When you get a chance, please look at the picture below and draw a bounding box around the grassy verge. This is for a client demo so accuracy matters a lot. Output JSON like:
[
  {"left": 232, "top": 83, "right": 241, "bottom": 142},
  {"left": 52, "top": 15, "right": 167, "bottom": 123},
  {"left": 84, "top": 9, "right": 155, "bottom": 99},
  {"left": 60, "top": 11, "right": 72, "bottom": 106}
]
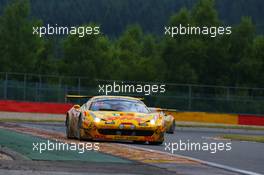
[
  {"left": 0, "top": 118, "right": 64, "bottom": 123},
  {"left": 1, "top": 118, "right": 264, "bottom": 131},
  {"left": 221, "top": 134, "right": 264, "bottom": 143},
  {"left": 177, "top": 123, "right": 264, "bottom": 131}
]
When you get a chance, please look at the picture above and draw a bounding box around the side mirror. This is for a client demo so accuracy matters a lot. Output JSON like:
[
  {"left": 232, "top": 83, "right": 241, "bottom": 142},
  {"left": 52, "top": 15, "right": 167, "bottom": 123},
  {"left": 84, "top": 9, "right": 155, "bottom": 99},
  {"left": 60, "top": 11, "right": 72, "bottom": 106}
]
[{"left": 73, "top": 104, "right": 80, "bottom": 109}]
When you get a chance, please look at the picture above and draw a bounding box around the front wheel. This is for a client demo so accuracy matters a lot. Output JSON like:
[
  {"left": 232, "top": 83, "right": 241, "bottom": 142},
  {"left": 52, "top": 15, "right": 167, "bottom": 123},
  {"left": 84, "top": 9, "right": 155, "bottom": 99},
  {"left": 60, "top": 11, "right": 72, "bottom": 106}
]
[
  {"left": 167, "top": 120, "right": 175, "bottom": 134},
  {"left": 133, "top": 141, "right": 146, "bottom": 144},
  {"left": 66, "top": 116, "right": 72, "bottom": 139},
  {"left": 149, "top": 141, "right": 163, "bottom": 145},
  {"left": 76, "top": 114, "right": 83, "bottom": 140}
]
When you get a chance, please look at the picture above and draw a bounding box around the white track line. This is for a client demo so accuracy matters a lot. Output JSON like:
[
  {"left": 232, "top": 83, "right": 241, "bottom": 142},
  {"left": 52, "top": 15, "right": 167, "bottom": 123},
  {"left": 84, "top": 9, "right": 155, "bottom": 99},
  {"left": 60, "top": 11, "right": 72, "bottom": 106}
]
[{"left": 119, "top": 144, "right": 262, "bottom": 175}]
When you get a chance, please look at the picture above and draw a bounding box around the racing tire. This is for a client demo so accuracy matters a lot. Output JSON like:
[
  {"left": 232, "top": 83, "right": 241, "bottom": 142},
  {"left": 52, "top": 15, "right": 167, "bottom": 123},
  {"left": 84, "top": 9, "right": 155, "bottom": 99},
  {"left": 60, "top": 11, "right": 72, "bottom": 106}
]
[
  {"left": 133, "top": 141, "right": 146, "bottom": 144},
  {"left": 149, "top": 141, "right": 163, "bottom": 145},
  {"left": 76, "top": 114, "right": 83, "bottom": 141},
  {"left": 66, "top": 115, "right": 73, "bottom": 139},
  {"left": 167, "top": 120, "right": 175, "bottom": 134}
]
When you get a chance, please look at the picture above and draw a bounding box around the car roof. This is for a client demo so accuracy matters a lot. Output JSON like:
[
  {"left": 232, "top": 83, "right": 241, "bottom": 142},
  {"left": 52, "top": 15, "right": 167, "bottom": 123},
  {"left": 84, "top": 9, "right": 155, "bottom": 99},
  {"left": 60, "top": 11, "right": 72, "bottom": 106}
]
[
  {"left": 149, "top": 107, "right": 162, "bottom": 111},
  {"left": 91, "top": 95, "right": 141, "bottom": 101}
]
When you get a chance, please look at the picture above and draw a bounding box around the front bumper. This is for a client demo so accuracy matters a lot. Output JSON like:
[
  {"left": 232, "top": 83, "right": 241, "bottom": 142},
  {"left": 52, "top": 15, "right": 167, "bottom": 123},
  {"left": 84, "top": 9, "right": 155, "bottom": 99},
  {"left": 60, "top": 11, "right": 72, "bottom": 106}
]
[{"left": 80, "top": 121, "right": 165, "bottom": 142}]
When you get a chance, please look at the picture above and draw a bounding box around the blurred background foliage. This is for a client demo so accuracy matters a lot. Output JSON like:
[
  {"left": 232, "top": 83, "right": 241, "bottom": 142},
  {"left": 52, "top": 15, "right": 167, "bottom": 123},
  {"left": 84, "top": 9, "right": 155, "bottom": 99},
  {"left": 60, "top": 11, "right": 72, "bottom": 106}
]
[{"left": 0, "top": 0, "right": 264, "bottom": 88}]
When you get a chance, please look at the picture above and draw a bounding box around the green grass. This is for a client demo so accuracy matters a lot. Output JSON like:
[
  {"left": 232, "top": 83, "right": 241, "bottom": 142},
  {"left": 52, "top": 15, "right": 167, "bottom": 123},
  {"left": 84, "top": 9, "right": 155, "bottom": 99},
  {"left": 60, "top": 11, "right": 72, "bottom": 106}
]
[
  {"left": 0, "top": 118, "right": 64, "bottom": 123},
  {"left": 0, "top": 128, "right": 131, "bottom": 163},
  {"left": 1, "top": 118, "right": 264, "bottom": 132},
  {"left": 177, "top": 123, "right": 264, "bottom": 131},
  {"left": 221, "top": 134, "right": 264, "bottom": 143}
]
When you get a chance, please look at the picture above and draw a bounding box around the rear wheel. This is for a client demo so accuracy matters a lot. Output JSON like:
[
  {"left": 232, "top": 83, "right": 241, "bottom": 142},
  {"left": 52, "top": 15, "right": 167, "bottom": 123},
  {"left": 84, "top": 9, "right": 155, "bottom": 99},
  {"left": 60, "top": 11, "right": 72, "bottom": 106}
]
[
  {"left": 65, "top": 115, "right": 72, "bottom": 139},
  {"left": 167, "top": 120, "right": 175, "bottom": 134},
  {"left": 76, "top": 114, "right": 83, "bottom": 140},
  {"left": 149, "top": 141, "right": 163, "bottom": 145}
]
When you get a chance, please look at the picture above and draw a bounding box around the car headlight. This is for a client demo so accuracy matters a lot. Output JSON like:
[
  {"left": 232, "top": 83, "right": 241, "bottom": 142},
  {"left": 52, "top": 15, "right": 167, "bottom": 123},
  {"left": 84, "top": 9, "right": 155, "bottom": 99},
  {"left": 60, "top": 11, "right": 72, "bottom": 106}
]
[
  {"left": 94, "top": 117, "right": 101, "bottom": 123},
  {"left": 150, "top": 119, "right": 156, "bottom": 125},
  {"left": 139, "top": 122, "right": 147, "bottom": 126}
]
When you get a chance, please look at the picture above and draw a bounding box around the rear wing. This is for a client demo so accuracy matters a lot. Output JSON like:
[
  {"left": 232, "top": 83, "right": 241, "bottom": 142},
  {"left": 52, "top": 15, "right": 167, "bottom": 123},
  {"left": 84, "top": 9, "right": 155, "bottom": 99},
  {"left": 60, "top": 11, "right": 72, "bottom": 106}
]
[
  {"left": 161, "top": 108, "right": 178, "bottom": 112},
  {"left": 149, "top": 107, "right": 178, "bottom": 114},
  {"left": 65, "top": 95, "right": 94, "bottom": 103},
  {"left": 65, "top": 94, "right": 144, "bottom": 103}
]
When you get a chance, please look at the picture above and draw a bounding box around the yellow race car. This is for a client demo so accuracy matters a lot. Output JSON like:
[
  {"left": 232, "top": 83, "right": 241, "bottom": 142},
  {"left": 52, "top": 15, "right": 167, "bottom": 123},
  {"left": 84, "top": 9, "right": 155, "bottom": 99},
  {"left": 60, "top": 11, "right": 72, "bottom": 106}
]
[
  {"left": 149, "top": 107, "right": 175, "bottom": 134},
  {"left": 65, "top": 95, "right": 166, "bottom": 145}
]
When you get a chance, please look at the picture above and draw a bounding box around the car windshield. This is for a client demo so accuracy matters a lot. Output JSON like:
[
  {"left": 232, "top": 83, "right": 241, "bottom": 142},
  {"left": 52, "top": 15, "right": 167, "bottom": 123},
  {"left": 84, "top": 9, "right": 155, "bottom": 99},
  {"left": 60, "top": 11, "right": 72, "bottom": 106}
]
[
  {"left": 149, "top": 108, "right": 157, "bottom": 113},
  {"left": 90, "top": 99, "right": 149, "bottom": 113}
]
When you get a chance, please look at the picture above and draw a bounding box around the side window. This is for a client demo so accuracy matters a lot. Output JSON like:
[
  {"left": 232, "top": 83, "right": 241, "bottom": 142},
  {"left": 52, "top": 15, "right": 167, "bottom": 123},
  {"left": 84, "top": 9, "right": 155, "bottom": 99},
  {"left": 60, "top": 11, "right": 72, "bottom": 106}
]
[
  {"left": 80, "top": 101, "right": 91, "bottom": 111},
  {"left": 80, "top": 104, "right": 85, "bottom": 111},
  {"left": 85, "top": 101, "right": 92, "bottom": 110}
]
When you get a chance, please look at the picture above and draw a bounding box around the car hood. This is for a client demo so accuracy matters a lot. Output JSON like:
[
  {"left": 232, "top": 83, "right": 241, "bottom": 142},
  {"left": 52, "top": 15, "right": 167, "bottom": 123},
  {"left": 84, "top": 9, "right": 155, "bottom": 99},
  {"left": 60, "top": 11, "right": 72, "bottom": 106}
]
[{"left": 90, "top": 111, "right": 157, "bottom": 123}]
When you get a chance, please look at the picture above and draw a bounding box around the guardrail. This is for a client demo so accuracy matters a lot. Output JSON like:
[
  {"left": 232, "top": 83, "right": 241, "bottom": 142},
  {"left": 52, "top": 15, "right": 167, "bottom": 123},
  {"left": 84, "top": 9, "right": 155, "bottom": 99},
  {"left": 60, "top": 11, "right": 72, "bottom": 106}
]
[
  {"left": 0, "top": 72, "right": 264, "bottom": 115},
  {"left": 166, "top": 111, "right": 264, "bottom": 126},
  {"left": 0, "top": 100, "right": 263, "bottom": 126}
]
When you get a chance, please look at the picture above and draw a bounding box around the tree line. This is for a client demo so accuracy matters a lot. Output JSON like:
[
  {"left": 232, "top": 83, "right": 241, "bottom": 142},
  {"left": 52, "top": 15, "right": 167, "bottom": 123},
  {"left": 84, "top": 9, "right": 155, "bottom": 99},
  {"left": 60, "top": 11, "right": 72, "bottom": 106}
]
[
  {"left": 0, "top": 0, "right": 264, "bottom": 88},
  {"left": 1, "top": 0, "right": 263, "bottom": 36}
]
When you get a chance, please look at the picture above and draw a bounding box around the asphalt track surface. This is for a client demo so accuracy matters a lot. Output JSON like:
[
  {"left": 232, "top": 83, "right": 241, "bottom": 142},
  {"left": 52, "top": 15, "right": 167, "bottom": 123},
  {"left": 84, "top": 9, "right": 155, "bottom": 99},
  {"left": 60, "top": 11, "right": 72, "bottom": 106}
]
[{"left": 18, "top": 122, "right": 264, "bottom": 175}]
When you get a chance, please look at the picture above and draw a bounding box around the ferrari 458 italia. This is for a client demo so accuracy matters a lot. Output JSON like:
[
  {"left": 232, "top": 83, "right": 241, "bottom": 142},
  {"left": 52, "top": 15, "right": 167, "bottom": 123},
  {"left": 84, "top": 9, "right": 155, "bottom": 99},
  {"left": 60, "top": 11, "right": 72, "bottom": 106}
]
[{"left": 65, "top": 95, "right": 166, "bottom": 144}]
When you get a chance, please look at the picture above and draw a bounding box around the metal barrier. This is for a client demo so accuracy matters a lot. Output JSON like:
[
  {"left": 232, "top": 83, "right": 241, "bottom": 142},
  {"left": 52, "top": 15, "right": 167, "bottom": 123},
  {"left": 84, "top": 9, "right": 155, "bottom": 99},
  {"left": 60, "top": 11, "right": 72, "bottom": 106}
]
[{"left": 0, "top": 72, "right": 264, "bottom": 115}]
